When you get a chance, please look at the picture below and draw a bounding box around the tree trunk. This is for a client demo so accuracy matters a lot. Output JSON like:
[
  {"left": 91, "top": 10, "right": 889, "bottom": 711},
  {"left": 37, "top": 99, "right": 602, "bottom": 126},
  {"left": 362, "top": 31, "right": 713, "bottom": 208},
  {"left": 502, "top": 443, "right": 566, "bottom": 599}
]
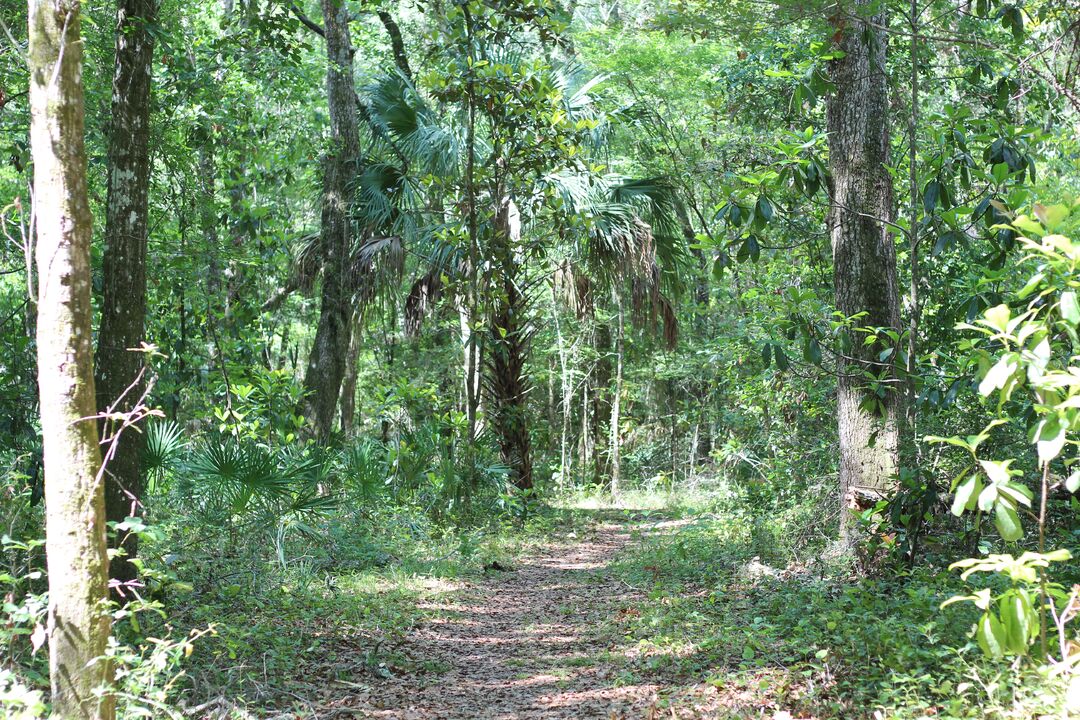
[
  {"left": 486, "top": 198, "right": 532, "bottom": 490},
  {"left": 459, "top": 297, "right": 482, "bottom": 438},
  {"left": 609, "top": 296, "right": 623, "bottom": 494},
  {"left": 29, "top": 0, "right": 115, "bottom": 716},
  {"left": 827, "top": 1, "right": 902, "bottom": 542},
  {"left": 339, "top": 311, "right": 361, "bottom": 436},
  {"left": 95, "top": 0, "right": 156, "bottom": 592},
  {"left": 551, "top": 284, "right": 572, "bottom": 488},
  {"left": 579, "top": 378, "right": 591, "bottom": 485},
  {"left": 591, "top": 312, "right": 612, "bottom": 486},
  {"left": 301, "top": 0, "right": 360, "bottom": 442}
]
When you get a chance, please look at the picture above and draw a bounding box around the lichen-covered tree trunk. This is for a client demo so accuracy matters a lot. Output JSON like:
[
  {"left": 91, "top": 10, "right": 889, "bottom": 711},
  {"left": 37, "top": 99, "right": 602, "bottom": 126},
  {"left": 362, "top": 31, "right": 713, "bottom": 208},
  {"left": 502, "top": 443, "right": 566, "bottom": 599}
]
[
  {"left": 301, "top": 0, "right": 360, "bottom": 441},
  {"left": 29, "top": 0, "right": 115, "bottom": 716},
  {"left": 827, "top": 1, "right": 902, "bottom": 541},
  {"left": 95, "top": 0, "right": 157, "bottom": 590}
]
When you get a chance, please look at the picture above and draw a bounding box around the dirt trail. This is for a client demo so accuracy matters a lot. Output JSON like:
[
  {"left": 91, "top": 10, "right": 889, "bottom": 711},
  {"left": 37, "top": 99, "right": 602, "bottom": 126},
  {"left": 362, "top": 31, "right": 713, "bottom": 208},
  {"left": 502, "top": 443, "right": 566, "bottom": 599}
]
[{"left": 342, "top": 521, "right": 664, "bottom": 719}]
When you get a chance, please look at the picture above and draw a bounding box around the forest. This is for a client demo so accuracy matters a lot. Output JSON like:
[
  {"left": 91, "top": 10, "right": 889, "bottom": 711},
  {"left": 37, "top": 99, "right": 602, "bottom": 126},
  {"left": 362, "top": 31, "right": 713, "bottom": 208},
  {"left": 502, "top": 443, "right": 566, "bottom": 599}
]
[{"left": 2, "top": 0, "right": 1080, "bottom": 717}]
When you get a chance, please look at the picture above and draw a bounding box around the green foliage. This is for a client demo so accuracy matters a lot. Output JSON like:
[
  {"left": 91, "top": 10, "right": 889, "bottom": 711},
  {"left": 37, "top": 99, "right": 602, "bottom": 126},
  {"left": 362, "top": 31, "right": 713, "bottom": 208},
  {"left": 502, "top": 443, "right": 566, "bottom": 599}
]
[
  {"left": 931, "top": 203, "right": 1080, "bottom": 663},
  {"left": 608, "top": 495, "right": 1071, "bottom": 718}
]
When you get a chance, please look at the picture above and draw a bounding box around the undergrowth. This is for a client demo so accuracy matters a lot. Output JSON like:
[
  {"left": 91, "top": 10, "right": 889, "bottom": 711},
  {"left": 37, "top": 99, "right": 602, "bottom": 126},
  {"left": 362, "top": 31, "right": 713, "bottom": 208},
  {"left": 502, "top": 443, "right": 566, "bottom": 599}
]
[{"left": 595, "top": 486, "right": 1078, "bottom": 719}]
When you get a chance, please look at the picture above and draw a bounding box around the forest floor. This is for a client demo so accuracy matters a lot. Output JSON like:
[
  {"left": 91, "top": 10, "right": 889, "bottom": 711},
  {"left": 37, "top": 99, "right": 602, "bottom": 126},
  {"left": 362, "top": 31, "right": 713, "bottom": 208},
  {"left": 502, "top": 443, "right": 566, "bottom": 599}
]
[
  {"left": 177, "top": 497, "right": 1069, "bottom": 720},
  {"left": 323, "top": 514, "right": 706, "bottom": 719}
]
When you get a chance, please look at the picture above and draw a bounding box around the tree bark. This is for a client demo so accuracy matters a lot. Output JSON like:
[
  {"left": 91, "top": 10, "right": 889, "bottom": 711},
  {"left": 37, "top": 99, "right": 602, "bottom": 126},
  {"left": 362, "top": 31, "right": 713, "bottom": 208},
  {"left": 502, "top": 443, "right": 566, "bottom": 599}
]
[
  {"left": 301, "top": 0, "right": 360, "bottom": 442},
  {"left": 827, "top": 1, "right": 903, "bottom": 542},
  {"left": 487, "top": 198, "right": 533, "bottom": 490},
  {"left": 377, "top": 10, "right": 411, "bottom": 81},
  {"left": 95, "top": 0, "right": 157, "bottom": 591},
  {"left": 29, "top": 0, "right": 115, "bottom": 716},
  {"left": 339, "top": 311, "right": 361, "bottom": 436}
]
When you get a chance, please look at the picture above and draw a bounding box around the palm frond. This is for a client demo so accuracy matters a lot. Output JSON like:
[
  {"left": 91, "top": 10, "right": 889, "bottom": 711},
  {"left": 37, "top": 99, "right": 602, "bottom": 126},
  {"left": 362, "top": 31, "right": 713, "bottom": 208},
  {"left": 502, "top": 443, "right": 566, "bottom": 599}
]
[
  {"left": 184, "top": 438, "right": 313, "bottom": 516},
  {"left": 144, "top": 420, "right": 187, "bottom": 489},
  {"left": 363, "top": 73, "right": 461, "bottom": 177}
]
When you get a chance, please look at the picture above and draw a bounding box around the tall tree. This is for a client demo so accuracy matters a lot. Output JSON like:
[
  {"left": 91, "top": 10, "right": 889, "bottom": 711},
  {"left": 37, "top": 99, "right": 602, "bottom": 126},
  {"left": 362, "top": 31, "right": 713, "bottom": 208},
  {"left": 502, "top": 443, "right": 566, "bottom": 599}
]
[
  {"left": 486, "top": 197, "right": 534, "bottom": 490},
  {"left": 826, "top": 0, "right": 903, "bottom": 540},
  {"left": 95, "top": 0, "right": 158, "bottom": 589},
  {"left": 29, "top": 0, "right": 115, "bottom": 716},
  {"left": 301, "top": 0, "right": 361, "bottom": 441}
]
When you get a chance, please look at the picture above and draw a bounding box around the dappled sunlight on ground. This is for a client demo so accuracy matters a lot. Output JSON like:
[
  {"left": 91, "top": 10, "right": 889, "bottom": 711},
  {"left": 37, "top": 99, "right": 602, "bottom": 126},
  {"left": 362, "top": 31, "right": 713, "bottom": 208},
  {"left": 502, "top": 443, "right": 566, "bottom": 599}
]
[{"left": 327, "top": 522, "right": 672, "bottom": 718}]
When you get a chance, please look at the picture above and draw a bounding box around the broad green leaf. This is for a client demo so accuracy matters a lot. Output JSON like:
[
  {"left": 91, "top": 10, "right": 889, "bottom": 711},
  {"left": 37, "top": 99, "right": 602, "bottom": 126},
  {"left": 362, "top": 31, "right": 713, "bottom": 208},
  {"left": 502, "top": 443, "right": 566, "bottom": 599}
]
[
  {"left": 1000, "top": 591, "right": 1032, "bottom": 655},
  {"left": 774, "top": 347, "right": 790, "bottom": 371},
  {"left": 1036, "top": 414, "right": 1067, "bottom": 464},
  {"left": 1012, "top": 215, "right": 1045, "bottom": 237},
  {"left": 951, "top": 474, "right": 979, "bottom": 516},
  {"left": 977, "top": 612, "right": 1007, "bottom": 658},
  {"left": 756, "top": 195, "right": 773, "bottom": 222},
  {"left": 982, "top": 304, "right": 1011, "bottom": 333},
  {"left": 993, "top": 502, "right": 1023, "bottom": 542},
  {"left": 1016, "top": 272, "right": 1045, "bottom": 299},
  {"left": 979, "top": 354, "right": 1017, "bottom": 396},
  {"left": 1066, "top": 471, "right": 1080, "bottom": 494},
  {"left": 924, "top": 180, "right": 941, "bottom": 213},
  {"left": 979, "top": 459, "right": 1015, "bottom": 485}
]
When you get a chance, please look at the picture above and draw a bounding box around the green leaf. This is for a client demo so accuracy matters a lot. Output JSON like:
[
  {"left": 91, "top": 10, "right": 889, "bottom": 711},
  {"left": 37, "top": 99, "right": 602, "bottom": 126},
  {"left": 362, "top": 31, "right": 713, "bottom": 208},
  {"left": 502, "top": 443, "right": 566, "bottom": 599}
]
[
  {"left": 774, "top": 347, "right": 790, "bottom": 371},
  {"left": 1061, "top": 291, "right": 1080, "bottom": 326},
  {"left": 1036, "top": 414, "right": 1067, "bottom": 464},
  {"left": 923, "top": 180, "right": 941, "bottom": 213},
  {"left": 1034, "top": 203, "right": 1070, "bottom": 232},
  {"left": 747, "top": 236, "right": 760, "bottom": 262},
  {"left": 756, "top": 195, "right": 773, "bottom": 222},
  {"left": 761, "top": 343, "right": 772, "bottom": 368},
  {"left": 952, "top": 474, "right": 979, "bottom": 516},
  {"left": 979, "top": 459, "right": 1016, "bottom": 485},
  {"left": 979, "top": 354, "right": 1017, "bottom": 396},
  {"left": 977, "top": 612, "right": 1007, "bottom": 658},
  {"left": 1016, "top": 272, "right": 1046, "bottom": 299},
  {"left": 1012, "top": 215, "right": 1045, "bottom": 237},
  {"left": 983, "top": 304, "right": 1011, "bottom": 333},
  {"left": 993, "top": 502, "right": 1023, "bottom": 542},
  {"left": 1000, "top": 592, "right": 1032, "bottom": 655},
  {"left": 933, "top": 231, "right": 961, "bottom": 257}
]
